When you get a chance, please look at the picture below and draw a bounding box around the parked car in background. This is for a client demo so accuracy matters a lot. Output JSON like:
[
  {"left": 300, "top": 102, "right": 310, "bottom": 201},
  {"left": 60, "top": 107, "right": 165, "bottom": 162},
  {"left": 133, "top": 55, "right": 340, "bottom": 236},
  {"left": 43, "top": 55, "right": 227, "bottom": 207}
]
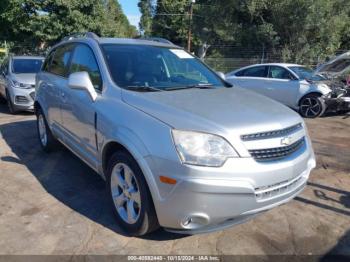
[
  {"left": 0, "top": 55, "right": 44, "bottom": 113},
  {"left": 35, "top": 33, "right": 316, "bottom": 236},
  {"left": 226, "top": 63, "right": 350, "bottom": 118}
]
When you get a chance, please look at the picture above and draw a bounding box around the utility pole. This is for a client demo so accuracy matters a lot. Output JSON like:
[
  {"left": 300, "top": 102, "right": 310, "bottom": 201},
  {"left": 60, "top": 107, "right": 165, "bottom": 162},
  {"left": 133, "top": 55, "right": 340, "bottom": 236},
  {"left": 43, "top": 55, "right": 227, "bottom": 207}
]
[{"left": 187, "top": 0, "right": 195, "bottom": 52}]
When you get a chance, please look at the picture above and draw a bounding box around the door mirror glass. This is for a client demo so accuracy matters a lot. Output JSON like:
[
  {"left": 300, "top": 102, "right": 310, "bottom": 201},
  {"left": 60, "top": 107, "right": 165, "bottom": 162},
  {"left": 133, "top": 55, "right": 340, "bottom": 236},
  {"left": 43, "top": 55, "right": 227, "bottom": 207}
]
[
  {"left": 216, "top": 71, "right": 226, "bottom": 80},
  {"left": 68, "top": 71, "right": 97, "bottom": 101}
]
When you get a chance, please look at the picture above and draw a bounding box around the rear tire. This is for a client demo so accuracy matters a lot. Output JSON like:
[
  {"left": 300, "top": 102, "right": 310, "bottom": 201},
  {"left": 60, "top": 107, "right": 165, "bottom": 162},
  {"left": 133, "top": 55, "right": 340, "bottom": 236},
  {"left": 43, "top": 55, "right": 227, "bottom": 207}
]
[
  {"left": 106, "top": 151, "right": 159, "bottom": 236},
  {"left": 36, "top": 108, "right": 58, "bottom": 152},
  {"left": 299, "top": 94, "right": 326, "bottom": 118}
]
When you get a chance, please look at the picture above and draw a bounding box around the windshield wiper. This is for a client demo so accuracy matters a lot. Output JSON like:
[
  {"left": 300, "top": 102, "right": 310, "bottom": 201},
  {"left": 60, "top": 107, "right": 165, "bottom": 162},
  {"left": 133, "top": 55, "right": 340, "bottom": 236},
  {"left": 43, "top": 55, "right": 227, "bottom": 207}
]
[
  {"left": 165, "top": 83, "right": 215, "bottom": 91},
  {"left": 125, "top": 85, "right": 163, "bottom": 92}
]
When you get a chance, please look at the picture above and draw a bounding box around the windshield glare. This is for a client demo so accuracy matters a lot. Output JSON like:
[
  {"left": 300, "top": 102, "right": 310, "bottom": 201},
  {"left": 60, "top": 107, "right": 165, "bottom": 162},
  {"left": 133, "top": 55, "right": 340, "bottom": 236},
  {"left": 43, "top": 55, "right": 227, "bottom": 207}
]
[
  {"left": 102, "top": 44, "right": 224, "bottom": 90},
  {"left": 288, "top": 66, "right": 326, "bottom": 81},
  {"left": 12, "top": 59, "right": 43, "bottom": 74}
]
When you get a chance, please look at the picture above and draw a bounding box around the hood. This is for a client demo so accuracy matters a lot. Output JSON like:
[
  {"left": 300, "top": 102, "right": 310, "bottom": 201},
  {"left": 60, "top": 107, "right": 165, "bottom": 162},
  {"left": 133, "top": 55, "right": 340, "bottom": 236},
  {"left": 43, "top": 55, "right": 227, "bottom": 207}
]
[
  {"left": 315, "top": 51, "right": 350, "bottom": 77},
  {"left": 12, "top": 73, "right": 36, "bottom": 86},
  {"left": 122, "top": 87, "right": 302, "bottom": 137}
]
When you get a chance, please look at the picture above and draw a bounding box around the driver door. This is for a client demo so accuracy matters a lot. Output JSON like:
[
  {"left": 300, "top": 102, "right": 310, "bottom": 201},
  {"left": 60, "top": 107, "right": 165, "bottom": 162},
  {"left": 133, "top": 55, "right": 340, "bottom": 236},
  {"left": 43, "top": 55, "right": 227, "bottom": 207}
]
[{"left": 60, "top": 44, "right": 102, "bottom": 168}]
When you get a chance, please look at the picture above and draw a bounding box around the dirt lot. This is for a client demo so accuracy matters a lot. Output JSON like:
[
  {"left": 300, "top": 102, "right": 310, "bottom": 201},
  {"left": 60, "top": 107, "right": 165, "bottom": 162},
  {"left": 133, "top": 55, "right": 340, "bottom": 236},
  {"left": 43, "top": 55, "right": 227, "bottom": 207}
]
[{"left": 0, "top": 103, "right": 349, "bottom": 257}]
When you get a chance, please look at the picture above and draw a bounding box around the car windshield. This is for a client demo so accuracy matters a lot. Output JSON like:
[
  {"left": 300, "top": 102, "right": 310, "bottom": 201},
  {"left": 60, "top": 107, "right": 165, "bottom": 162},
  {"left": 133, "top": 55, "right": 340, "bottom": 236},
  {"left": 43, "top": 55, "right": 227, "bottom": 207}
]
[
  {"left": 12, "top": 59, "right": 43, "bottom": 74},
  {"left": 288, "top": 66, "right": 326, "bottom": 81},
  {"left": 102, "top": 44, "right": 224, "bottom": 91}
]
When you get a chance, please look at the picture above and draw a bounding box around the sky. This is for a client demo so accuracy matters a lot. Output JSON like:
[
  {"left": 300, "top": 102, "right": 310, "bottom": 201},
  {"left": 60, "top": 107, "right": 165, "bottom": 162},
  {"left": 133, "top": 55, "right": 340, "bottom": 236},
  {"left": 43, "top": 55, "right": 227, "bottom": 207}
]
[{"left": 119, "top": 0, "right": 141, "bottom": 29}]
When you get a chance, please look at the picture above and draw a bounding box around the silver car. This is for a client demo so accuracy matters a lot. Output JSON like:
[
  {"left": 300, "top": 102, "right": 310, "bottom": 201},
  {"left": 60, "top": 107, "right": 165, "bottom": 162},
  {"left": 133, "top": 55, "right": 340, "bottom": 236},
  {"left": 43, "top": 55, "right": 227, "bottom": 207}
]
[
  {"left": 0, "top": 55, "right": 44, "bottom": 113},
  {"left": 35, "top": 33, "right": 316, "bottom": 236}
]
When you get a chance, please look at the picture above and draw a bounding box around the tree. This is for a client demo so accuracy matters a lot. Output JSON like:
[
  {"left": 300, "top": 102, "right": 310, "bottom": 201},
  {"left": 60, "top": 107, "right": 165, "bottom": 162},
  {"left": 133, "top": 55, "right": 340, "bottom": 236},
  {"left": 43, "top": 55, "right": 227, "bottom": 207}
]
[
  {"left": 138, "top": 0, "right": 153, "bottom": 36},
  {"left": 0, "top": 0, "right": 137, "bottom": 50}
]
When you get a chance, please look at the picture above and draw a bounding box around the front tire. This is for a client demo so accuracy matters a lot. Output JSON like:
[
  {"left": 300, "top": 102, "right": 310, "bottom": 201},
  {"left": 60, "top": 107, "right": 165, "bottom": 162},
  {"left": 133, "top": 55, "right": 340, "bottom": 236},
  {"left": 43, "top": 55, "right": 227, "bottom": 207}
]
[
  {"left": 299, "top": 94, "right": 326, "bottom": 118},
  {"left": 106, "top": 151, "right": 159, "bottom": 236},
  {"left": 36, "top": 108, "right": 58, "bottom": 152}
]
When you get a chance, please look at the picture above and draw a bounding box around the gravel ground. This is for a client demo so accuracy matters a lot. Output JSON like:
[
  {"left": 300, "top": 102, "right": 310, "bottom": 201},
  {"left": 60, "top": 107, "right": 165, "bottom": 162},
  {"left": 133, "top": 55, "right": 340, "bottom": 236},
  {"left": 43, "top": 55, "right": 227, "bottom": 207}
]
[{"left": 0, "top": 103, "right": 349, "bottom": 257}]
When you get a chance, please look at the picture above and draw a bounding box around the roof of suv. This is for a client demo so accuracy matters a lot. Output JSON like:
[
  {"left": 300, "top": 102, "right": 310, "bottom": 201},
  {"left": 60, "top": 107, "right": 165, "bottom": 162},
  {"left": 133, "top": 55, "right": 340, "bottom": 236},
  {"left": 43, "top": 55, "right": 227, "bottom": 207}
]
[{"left": 60, "top": 37, "right": 180, "bottom": 49}]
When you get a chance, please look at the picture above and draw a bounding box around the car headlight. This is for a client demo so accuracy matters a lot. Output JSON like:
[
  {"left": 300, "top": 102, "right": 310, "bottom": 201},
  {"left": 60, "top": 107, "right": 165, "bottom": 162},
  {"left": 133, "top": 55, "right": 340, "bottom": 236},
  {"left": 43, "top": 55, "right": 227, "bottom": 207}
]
[
  {"left": 172, "top": 130, "right": 239, "bottom": 167},
  {"left": 12, "top": 80, "right": 32, "bottom": 89}
]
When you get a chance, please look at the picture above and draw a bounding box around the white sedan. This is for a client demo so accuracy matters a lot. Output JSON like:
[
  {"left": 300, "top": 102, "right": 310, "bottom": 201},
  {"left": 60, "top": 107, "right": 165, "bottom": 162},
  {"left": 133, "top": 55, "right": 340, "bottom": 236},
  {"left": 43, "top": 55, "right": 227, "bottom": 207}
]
[{"left": 225, "top": 63, "right": 333, "bottom": 118}]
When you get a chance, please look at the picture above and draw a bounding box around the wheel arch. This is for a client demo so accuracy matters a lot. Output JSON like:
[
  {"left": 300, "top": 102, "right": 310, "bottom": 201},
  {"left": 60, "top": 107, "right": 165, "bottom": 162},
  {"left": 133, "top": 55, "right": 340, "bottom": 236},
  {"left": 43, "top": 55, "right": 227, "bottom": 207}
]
[
  {"left": 101, "top": 139, "right": 161, "bottom": 203},
  {"left": 298, "top": 92, "right": 323, "bottom": 106}
]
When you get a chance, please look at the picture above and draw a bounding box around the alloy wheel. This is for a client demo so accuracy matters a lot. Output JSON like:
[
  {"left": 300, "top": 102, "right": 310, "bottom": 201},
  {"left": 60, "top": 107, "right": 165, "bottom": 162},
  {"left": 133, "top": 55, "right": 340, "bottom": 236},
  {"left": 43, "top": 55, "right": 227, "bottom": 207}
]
[
  {"left": 300, "top": 97, "right": 322, "bottom": 117},
  {"left": 110, "top": 163, "right": 141, "bottom": 224}
]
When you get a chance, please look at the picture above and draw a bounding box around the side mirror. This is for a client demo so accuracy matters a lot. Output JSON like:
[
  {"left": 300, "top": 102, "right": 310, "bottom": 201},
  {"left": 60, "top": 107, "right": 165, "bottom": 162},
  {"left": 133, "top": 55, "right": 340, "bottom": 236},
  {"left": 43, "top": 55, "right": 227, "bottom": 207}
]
[
  {"left": 68, "top": 72, "right": 97, "bottom": 101},
  {"left": 216, "top": 71, "right": 226, "bottom": 80}
]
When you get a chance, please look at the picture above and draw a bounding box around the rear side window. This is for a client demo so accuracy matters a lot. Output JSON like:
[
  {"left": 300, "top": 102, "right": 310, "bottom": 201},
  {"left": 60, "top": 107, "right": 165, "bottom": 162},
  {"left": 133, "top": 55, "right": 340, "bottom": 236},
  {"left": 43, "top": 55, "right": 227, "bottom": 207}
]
[
  {"left": 69, "top": 44, "right": 102, "bottom": 91},
  {"left": 49, "top": 44, "right": 75, "bottom": 77},
  {"left": 240, "top": 66, "right": 267, "bottom": 77}
]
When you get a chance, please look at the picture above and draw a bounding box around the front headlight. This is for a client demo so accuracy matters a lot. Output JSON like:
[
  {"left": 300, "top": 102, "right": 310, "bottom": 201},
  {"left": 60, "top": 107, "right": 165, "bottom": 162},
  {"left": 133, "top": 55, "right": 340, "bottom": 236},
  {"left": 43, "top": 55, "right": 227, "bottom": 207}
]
[
  {"left": 172, "top": 130, "right": 239, "bottom": 167},
  {"left": 11, "top": 80, "right": 32, "bottom": 89}
]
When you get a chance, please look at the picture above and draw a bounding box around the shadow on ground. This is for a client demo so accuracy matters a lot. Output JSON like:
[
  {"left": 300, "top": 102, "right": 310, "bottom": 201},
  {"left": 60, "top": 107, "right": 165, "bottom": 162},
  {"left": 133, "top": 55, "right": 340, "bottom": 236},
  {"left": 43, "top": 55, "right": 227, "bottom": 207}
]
[
  {"left": 321, "top": 229, "right": 350, "bottom": 261},
  {"left": 0, "top": 113, "right": 186, "bottom": 241}
]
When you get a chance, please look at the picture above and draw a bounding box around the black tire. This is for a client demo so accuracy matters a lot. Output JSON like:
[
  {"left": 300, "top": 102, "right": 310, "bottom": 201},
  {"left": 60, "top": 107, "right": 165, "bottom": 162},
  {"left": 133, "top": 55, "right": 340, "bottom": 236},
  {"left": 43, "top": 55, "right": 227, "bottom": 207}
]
[
  {"left": 106, "top": 151, "right": 159, "bottom": 236},
  {"left": 6, "top": 91, "right": 17, "bottom": 114},
  {"left": 36, "top": 108, "right": 58, "bottom": 152},
  {"left": 299, "top": 93, "right": 326, "bottom": 118}
]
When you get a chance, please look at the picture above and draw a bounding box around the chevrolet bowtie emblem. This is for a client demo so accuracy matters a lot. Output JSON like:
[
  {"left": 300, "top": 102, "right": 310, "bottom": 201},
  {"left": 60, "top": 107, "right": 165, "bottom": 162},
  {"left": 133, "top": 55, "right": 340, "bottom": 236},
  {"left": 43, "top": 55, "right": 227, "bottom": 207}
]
[{"left": 281, "top": 136, "right": 292, "bottom": 146}]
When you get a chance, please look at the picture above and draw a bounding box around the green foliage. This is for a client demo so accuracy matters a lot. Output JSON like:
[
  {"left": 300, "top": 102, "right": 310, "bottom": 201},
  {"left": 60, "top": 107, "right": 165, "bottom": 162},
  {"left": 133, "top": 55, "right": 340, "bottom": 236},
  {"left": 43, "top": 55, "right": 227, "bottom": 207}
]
[
  {"left": 138, "top": 0, "right": 153, "bottom": 36},
  {"left": 0, "top": 0, "right": 137, "bottom": 49},
  {"left": 150, "top": 0, "right": 350, "bottom": 63}
]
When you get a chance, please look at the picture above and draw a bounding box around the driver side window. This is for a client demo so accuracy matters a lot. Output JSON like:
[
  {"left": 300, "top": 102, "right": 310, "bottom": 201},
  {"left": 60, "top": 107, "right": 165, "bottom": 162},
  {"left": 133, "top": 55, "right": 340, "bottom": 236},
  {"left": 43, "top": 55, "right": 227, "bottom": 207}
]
[{"left": 69, "top": 44, "right": 102, "bottom": 91}]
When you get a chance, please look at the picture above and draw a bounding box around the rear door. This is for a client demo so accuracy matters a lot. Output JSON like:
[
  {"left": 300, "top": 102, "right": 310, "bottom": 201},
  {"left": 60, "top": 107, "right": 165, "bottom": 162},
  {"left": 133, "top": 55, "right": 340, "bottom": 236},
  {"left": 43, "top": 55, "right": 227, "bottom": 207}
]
[
  {"left": 265, "top": 66, "right": 300, "bottom": 107},
  {"left": 38, "top": 44, "right": 75, "bottom": 135},
  {"left": 229, "top": 66, "right": 270, "bottom": 96}
]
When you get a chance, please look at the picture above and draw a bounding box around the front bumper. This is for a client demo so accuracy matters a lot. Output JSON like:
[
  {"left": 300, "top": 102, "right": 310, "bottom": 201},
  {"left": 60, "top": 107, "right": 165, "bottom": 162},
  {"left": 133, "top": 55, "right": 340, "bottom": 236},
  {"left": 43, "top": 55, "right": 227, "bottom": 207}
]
[
  {"left": 325, "top": 96, "right": 350, "bottom": 112},
  {"left": 8, "top": 87, "right": 35, "bottom": 111},
  {"left": 146, "top": 141, "right": 316, "bottom": 233}
]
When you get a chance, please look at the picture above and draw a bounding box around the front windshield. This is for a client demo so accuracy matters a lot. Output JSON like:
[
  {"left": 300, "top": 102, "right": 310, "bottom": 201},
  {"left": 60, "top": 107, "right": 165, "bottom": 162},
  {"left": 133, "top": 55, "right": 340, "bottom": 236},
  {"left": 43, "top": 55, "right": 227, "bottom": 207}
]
[
  {"left": 102, "top": 44, "right": 224, "bottom": 91},
  {"left": 12, "top": 59, "right": 43, "bottom": 74},
  {"left": 288, "top": 66, "right": 326, "bottom": 81}
]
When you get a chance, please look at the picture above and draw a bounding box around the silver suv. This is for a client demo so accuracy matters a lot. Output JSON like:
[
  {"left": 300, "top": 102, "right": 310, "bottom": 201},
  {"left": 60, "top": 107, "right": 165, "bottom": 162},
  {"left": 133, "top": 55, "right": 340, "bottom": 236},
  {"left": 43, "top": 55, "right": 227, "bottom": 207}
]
[
  {"left": 0, "top": 55, "right": 44, "bottom": 113},
  {"left": 35, "top": 33, "right": 316, "bottom": 236}
]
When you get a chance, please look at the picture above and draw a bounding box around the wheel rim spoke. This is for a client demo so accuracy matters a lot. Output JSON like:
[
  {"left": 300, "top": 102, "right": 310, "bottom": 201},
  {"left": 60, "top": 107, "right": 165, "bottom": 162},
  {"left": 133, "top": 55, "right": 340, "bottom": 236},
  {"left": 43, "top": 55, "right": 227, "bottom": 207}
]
[
  {"left": 126, "top": 199, "right": 137, "bottom": 223},
  {"left": 110, "top": 163, "right": 141, "bottom": 225}
]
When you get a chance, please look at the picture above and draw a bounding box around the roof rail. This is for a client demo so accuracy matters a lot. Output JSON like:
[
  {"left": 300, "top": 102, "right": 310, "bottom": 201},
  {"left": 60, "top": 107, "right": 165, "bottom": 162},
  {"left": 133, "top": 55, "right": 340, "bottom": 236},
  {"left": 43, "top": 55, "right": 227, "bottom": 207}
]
[
  {"left": 62, "top": 32, "right": 99, "bottom": 42},
  {"left": 136, "top": 37, "right": 174, "bottom": 45}
]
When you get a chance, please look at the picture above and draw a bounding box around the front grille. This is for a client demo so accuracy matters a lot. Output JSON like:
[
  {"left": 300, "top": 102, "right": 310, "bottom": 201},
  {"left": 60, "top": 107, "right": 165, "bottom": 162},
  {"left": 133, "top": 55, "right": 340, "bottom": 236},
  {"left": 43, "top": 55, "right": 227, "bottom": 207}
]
[
  {"left": 15, "top": 96, "right": 29, "bottom": 103},
  {"left": 29, "top": 92, "right": 35, "bottom": 100},
  {"left": 249, "top": 137, "right": 305, "bottom": 161},
  {"left": 241, "top": 123, "right": 303, "bottom": 141}
]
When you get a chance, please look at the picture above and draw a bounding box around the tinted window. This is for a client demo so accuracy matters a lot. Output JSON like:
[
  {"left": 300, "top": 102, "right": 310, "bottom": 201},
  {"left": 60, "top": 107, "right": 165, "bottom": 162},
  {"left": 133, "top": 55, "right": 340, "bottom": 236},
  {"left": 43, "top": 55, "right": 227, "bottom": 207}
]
[
  {"left": 11, "top": 59, "right": 43, "bottom": 74},
  {"left": 69, "top": 44, "right": 102, "bottom": 91},
  {"left": 101, "top": 44, "right": 223, "bottom": 90},
  {"left": 268, "top": 66, "right": 293, "bottom": 79},
  {"left": 240, "top": 66, "right": 267, "bottom": 77},
  {"left": 49, "top": 44, "right": 75, "bottom": 77}
]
